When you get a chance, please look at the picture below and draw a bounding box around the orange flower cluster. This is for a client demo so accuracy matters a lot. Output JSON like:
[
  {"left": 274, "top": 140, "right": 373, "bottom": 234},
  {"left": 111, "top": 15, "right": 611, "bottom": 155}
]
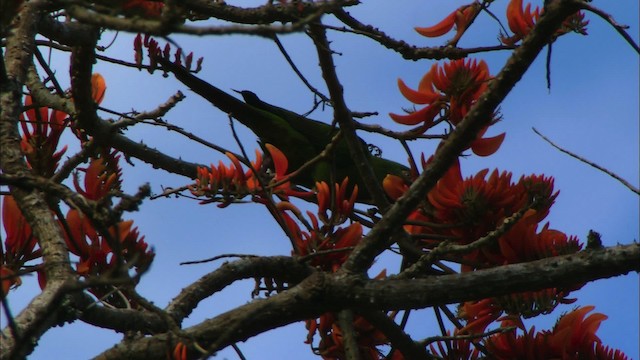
[
  {"left": 191, "top": 144, "right": 311, "bottom": 207},
  {"left": 1, "top": 196, "right": 40, "bottom": 294},
  {"left": 73, "top": 154, "right": 122, "bottom": 201},
  {"left": 388, "top": 159, "right": 567, "bottom": 267},
  {"left": 500, "top": 0, "right": 588, "bottom": 45},
  {"left": 275, "top": 180, "right": 395, "bottom": 358},
  {"left": 19, "top": 94, "right": 69, "bottom": 177},
  {"left": 384, "top": 158, "right": 586, "bottom": 333},
  {"left": 2, "top": 76, "right": 153, "bottom": 306},
  {"left": 65, "top": 210, "right": 151, "bottom": 275},
  {"left": 3, "top": 76, "right": 107, "bottom": 294},
  {"left": 391, "top": 59, "right": 505, "bottom": 156},
  {"left": 279, "top": 179, "right": 360, "bottom": 272},
  {"left": 485, "top": 306, "right": 628, "bottom": 360},
  {"left": 65, "top": 154, "right": 154, "bottom": 295},
  {"left": 460, "top": 286, "right": 578, "bottom": 335},
  {"left": 316, "top": 178, "right": 358, "bottom": 225},
  {"left": 430, "top": 307, "right": 628, "bottom": 360}
]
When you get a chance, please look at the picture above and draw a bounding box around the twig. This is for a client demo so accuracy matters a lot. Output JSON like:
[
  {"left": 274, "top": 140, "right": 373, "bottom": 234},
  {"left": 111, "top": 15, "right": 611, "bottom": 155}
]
[
  {"left": 580, "top": 3, "right": 640, "bottom": 54},
  {"left": 271, "top": 34, "right": 329, "bottom": 104},
  {"left": 420, "top": 325, "right": 515, "bottom": 346},
  {"left": 180, "top": 254, "right": 258, "bottom": 266},
  {"left": 150, "top": 185, "right": 191, "bottom": 200},
  {"left": 231, "top": 343, "right": 247, "bottom": 360},
  {"left": 297, "top": 246, "right": 356, "bottom": 263},
  {"left": 533, "top": 127, "right": 639, "bottom": 195}
]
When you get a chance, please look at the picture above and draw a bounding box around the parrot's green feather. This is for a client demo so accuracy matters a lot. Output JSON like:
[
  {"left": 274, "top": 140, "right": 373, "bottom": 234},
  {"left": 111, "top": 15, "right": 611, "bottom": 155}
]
[{"left": 161, "top": 61, "right": 409, "bottom": 203}]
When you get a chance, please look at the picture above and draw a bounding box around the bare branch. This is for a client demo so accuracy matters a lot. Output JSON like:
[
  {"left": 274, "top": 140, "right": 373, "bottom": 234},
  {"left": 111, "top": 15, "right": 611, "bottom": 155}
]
[
  {"left": 533, "top": 127, "right": 640, "bottom": 195},
  {"left": 580, "top": 3, "right": 640, "bottom": 54}
]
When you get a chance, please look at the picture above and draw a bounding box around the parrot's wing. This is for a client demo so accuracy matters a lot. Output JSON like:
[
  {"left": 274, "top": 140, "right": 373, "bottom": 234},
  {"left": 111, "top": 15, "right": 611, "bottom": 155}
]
[
  {"left": 159, "top": 60, "right": 319, "bottom": 177},
  {"left": 161, "top": 60, "right": 410, "bottom": 203}
]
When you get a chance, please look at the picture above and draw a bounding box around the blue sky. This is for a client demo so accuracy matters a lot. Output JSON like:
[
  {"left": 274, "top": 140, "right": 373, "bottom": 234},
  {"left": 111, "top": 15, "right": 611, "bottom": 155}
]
[{"left": 3, "top": 1, "right": 638, "bottom": 358}]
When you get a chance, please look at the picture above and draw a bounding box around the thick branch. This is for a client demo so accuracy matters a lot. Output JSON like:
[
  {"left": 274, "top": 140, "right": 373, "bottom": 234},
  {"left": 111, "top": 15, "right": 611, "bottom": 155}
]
[
  {"left": 95, "top": 245, "right": 638, "bottom": 359},
  {"left": 166, "top": 256, "right": 315, "bottom": 323},
  {"left": 99, "top": 121, "right": 202, "bottom": 178},
  {"left": 0, "top": 1, "right": 76, "bottom": 358},
  {"left": 38, "top": 15, "right": 97, "bottom": 47},
  {"left": 182, "top": 0, "right": 358, "bottom": 25}
]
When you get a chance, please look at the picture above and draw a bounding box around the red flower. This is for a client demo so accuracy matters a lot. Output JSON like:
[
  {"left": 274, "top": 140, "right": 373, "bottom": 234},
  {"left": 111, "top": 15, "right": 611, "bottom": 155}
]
[
  {"left": 171, "top": 342, "right": 187, "bottom": 360},
  {"left": 283, "top": 207, "right": 362, "bottom": 272},
  {"left": 20, "top": 95, "right": 68, "bottom": 177},
  {"left": 427, "top": 161, "right": 517, "bottom": 241},
  {"left": 19, "top": 73, "right": 107, "bottom": 176},
  {"left": 306, "top": 274, "right": 391, "bottom": 359},
  {"left": 415, "top": 2, "right": 481, "bottom": 46},
  {"left": 423, "top": 159, "right": 572, "bottom": 275},
  {"left": 486, "top": 323, "right": 550, "bottom": 359},
  {"left": 458, "top": 298, "right": 504, "bottom": 334},
  {"left": 73, "top": 151, "right": 123, "bottom": 201},
  {"left": 494, "top": 210, "right": 581, "bottom": 265},
  {"left": 486, "top": 306, "right": 628, "bottom": 359},
  {"left": 501, "top": 0, "right": 540, "bottom": 46},
  {"left": 1, "top": 195, "right": 42, "bottom": 293},
  {"left": 192, "top": 144, "right": 311, "bottom": 206},
  {"left": 429, "top": 328, "right": 481, "bottom": 360},
  {"left": 1, "top": 266, "right": 20, "bottom": 295},
  {"left": 317, "top": 178, "right": 358, "bottom": 225},
  {"left": 264, "top": 143, "right": 308, "bottom": 198},
  {"left": 91, "top": 73, "right": 106, "bottom": 105},
  {"left": 392, "top": 60, "right": 504, "bottom": 156},
  {"left": 64, "top": 209, "right": 154, "bottom": 303},
  {"left": 548, "top": 305, "right": 606, "bottom": 357},
  {"left": 382, "top": 174, "right": 409, "bottom": 201},
  {"left": 471, "top": 127, "right": 506, "bottom": 157},
  {"left": 501, "top": 0, "right": 588, "bottom": 45},
  {"left": 431, "top": 59, "right": 491, "bottom": 126},
  {"left": 2, "top": 196, "right": 38, "bottom": 264}
]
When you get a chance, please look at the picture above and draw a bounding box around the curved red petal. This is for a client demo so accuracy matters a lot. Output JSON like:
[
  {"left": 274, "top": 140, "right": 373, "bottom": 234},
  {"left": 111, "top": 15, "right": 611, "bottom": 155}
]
[
  {"left": 383, "top": 174, "right": 407, "bottom": 200},
  {"left": 265, "top": 144, "right": 288, "bottom": 177},
  {"left": 397, "top": 78, "right": 439, "bottom": 105},
  {"left": 91, "top": 73, "right": 107, "bottom": 105},
  {"left": 471, "top": 132, "right": 506, "bottom": 156},
  {"left": 389, "top": 104, "right": 440, "bottom": 126},
  {"left": 415, "top": 11, "right": 456, "bottom": 37}
]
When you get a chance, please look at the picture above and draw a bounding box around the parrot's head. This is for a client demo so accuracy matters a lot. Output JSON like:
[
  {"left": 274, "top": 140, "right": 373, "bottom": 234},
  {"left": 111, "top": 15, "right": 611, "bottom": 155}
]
[{"left": 236, "top": 90, "right": 261, "bottom": 105}]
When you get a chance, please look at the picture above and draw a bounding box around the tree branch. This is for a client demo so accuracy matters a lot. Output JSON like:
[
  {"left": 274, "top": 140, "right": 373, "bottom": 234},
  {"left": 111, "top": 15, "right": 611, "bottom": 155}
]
[
  {"left": 533, "top": 127, "right": 640, "bottom": 195},
  {"left": 95, "top": 244, "right": 638, "bottom": 359},
  {"left": 0, "top": 1, "right": 77, "bottom": 357},
  {"left": 166, "top": 256, "right": 315, "bottom": 323}
]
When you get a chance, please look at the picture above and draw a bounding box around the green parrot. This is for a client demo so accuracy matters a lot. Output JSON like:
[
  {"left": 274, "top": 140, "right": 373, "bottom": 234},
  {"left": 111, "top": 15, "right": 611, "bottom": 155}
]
[{"left": 160, "top": 60, "right": 409, "bottom": 203}]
